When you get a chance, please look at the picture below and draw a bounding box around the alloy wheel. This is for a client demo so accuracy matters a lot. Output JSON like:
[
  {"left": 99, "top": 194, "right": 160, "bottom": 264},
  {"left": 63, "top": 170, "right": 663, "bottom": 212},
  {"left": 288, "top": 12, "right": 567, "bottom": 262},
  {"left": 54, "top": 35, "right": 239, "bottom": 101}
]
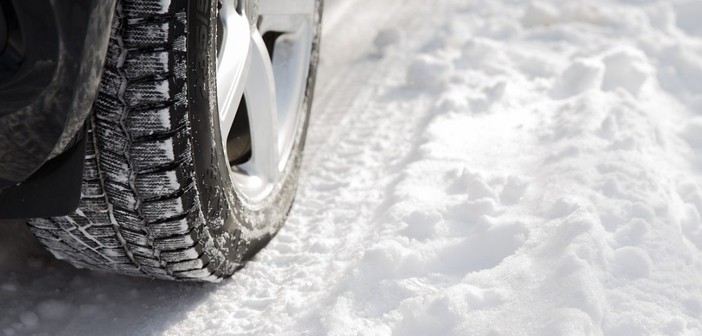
[{"left": 216, "top": 0, "right": 316, "bottom": 206}]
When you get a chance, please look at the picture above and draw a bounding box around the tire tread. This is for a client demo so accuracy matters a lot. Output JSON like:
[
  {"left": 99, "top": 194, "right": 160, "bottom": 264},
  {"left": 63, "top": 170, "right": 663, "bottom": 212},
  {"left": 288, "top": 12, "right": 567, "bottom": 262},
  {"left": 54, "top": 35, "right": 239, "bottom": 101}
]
[{"left": 27, "top": 0, "right": 232, "bottom": 281}]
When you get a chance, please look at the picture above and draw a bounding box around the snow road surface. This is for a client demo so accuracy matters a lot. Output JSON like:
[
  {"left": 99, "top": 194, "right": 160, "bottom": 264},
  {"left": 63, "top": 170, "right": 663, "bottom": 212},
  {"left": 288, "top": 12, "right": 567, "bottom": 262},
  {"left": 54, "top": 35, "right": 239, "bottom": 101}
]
[{"left": 3, "top": 0, "right": 702, "bottom": 335}]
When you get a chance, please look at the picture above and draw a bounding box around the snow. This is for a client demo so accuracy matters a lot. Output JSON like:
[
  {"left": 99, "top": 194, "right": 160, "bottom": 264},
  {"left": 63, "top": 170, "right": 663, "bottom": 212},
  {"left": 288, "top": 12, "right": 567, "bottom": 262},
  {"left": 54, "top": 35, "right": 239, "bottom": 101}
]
[{"left": 2, "top": 0, "right": 702, "bottom": 335}]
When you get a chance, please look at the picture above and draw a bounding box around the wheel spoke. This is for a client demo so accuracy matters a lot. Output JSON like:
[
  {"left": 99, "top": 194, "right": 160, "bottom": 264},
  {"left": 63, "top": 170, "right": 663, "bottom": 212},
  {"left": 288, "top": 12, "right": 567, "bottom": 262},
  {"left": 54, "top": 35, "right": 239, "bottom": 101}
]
[
  {"left": 258, "top": 0, "right": 315, "bottom": 16},
  {"left": 217, "top": 1, "right": 252, "bottom": 141},
  {"left": 257, "top": 0, "right": 316, "bottom": 34},
  {"left": 240, "top": 30, "right": 279, "bottom": 182},
  {"left": 271, "top": 23, "right": 313, "bottom": 170},
  {"left": 217, "top": 0, "right": 316, "bottom": 204}
]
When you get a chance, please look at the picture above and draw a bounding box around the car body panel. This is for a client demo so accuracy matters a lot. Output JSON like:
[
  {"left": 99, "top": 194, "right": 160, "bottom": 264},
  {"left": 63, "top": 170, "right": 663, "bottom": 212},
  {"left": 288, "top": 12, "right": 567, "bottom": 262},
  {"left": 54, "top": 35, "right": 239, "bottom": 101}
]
[
  {"left": 0, "top": 0, "right": 115, "bottom": 217},
  {"left": 0, "top": 0, "right": 115, "bottom": 187}
]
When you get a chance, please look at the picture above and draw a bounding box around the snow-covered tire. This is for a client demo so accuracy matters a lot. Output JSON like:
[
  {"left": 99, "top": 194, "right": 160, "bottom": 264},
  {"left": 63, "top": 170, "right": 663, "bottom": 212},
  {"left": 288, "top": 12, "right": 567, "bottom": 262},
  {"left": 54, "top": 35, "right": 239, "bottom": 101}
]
[{"left": 26, "top": 0, "right": 322, "bottom": 282}]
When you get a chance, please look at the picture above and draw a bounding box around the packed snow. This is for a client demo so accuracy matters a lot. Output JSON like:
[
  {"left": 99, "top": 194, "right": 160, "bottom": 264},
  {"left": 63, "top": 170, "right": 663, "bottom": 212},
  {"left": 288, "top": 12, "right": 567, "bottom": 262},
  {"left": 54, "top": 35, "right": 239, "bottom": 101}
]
[{"left": 2, "top": 0, "right": 702, "bottom": 334}]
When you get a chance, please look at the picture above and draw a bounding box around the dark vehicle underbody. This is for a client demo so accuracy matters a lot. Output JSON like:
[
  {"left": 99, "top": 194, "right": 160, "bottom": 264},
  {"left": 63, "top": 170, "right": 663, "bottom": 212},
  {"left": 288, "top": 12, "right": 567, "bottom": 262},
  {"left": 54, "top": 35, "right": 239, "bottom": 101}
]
[{"left": 0, "top": 0, "right": 116, "bottom": 218}]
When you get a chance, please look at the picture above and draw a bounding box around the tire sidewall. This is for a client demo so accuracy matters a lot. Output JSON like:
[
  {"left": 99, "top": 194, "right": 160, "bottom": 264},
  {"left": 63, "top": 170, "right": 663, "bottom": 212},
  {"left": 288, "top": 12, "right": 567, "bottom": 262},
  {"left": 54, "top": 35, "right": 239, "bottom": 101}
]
[{"left": 186, "top": 0, "right": 323, "bottom": 262}]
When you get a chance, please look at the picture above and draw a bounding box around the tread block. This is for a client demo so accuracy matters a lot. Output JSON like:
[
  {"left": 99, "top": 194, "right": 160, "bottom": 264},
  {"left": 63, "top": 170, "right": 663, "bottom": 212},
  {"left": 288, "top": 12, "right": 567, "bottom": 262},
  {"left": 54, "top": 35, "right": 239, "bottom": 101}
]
[
  {"left": 97, "top": 150, "right": 131, "bottom": 185},
  {"left": 95, "top": 119, "right": 129, "bottom": 153},
  {"left": 126, "top": 107, "right": 177, "bottom": 139},
  {"left": 83, "top": 157, "right": 100, "bottom": 181},
  {"left": 109, "top": 264, "right": 144, "bottom": 274},
  {"left": 29, "top": 227, "right": 62, "bottom": 241},
  {"left": 140, "top": 266, "right": 171, "bottom": 277},
  {"left": 75, "top": 210, "right": 112, "bottom": 226},
  {"left": 97, "top": 237, "right": 124, "bottom": 249},
  {"left": 78, "top": 197, "right": 112, "bottom": 212},
  {"left": 50, "top": 217, "right": 78, "bottom": 231},
  {"left": 125, "top": 79, "right": 170, "bottom": 107},
  {"left": 28, "top": 218, "right": 58, "bottom": 230},
  {"left": 120, "top": 229, "right": 150, "bottom": 246},
  {"left": 148, "top": 216, "right": 194, "bottom": 238},
  {"left": 104, "top": 43, "right": 124, "bottom": 68},
  {"left": 81, "top": 179, "right": 104, "bottom": 198},
  {"left": 127, "top": 243, "right": 157, "bottom": 258},
  {"left": 104, "top": 181, "right": 138, "bottom": 210},
  {"left": 160, "top": 244, "right": 203, "bottom": 262},
  {"left": 101, "top": 247, "right": 128, "bottom": 258},
  {"left": 97, "top": 69, "right": 127, "bottom": 98},
  {"left": 134, "top": 255, "right": 163, "bottom": 268},
  {"left": 135, "top": 169, "right": 188, "bottom": 200},
  {"left": 141, "top": 188, "right": 196, "bottom": 223},
  {"left": 167, "top": 257, "right": 207, "bottom": 273},
  {"left": 82, "top": 226, "right": 118, "bottom": 238},
  {"left": 131, "top": 138, "right": 177, "bottom": 171},
  {"left": 122, "top": 0, "right": 170, "bottom": 17},
  {"left": 94, "top": 93, "right": 124, "bottom": 123},
  {"left": 37, "top": 238, "right": 105, "bottom": 264},
  {"left": 174, "top": 268, "right": 216, "bottom": 280},
  {"left": 124, "top": 22, "right": 170, "bottom": 48},
  {"left": 113, "top": 208, "right": 145, "bottom": 232},
  {"left": 153, "top": 228, "right": 197, "bottom": 251}
]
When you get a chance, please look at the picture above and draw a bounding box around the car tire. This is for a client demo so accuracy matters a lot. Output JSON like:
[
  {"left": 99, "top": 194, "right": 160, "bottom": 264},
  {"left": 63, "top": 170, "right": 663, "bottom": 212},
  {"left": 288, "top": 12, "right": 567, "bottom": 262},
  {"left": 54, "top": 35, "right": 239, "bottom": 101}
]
[{"left": 26, "top": 0, "right": 322, "bottom": 282}]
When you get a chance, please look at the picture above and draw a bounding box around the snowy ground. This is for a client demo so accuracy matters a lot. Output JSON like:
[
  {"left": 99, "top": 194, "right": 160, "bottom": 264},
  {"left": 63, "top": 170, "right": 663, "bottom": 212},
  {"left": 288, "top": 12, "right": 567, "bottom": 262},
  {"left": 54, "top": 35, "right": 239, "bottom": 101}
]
[{"left": 3, "top": 0, "right": 702, "bottom": 335}]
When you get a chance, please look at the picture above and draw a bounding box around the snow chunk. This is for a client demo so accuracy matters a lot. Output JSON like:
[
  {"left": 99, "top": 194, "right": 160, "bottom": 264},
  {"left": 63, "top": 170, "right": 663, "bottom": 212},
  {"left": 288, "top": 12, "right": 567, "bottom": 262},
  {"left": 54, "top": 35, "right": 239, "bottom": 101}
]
[
  {"left": 447, "top": 169, "right": 499, "bottom": 200},
  {"left": 500, "top": 175, "right": 529, "bottom": 204},
  {"left": 552, "top": 59, "right": 605, "bottom": 99},
  {"left": 673, "top": 1, "right": 702, "bottom": 36},
  {"left": 469, "top": 81, "right": 508, "bottom": 113},
  {"left": 407, "top": 55, "right": 453, "bottom": 89},
  {"left": 446, "top": 198, "right": 498, "bottom": 224},
  {"left": 522, "top": 2, "right": 560, "bottom": 28},
  {"left": 438, "top": 220, "right": 529, "bottom": 273},
  {"left": 542, "top": 309, "right": 599, "bottom": 336},
  {"left": 682, "top": 117, "right": 702, "bottom": 150},
  {"left": 548, "top": 197, "right": 585, "bottom": 219},
  {"left": 610, "top": 247, "right": 652, "bottom": 279},
  {"left": 402, "top": 210, "right": 442, "bottom": 240},
  {"left": 458, "top": 38, "right": 508, "bottom": 71},
  {"left": 360, "top": 239, "right": 423, "bottom": 278},
  {"left": 613, "top": 219, "right": 650, "bottom": 247},
  {"left": 602, "top": 48, "right": 652, "bottom": 95},
  {"left": 374, "top": 28, "right": 402, "bottom": 51},
  {"left": 679, "top": 202, "right": 702, "bottom": 249},
  {"left": 159, "top": 0, "right": 171, "bottom": 13},
  {"left": 394, "top": 284, "right": 507, "bottom": 336}
]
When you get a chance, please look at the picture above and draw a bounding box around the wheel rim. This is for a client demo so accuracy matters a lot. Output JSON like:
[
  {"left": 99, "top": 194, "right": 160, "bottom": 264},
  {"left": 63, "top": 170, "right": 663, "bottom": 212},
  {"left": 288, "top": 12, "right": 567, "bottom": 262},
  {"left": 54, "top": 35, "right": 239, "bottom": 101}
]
[{"left": 216, "top": 0, "right": 315, "bottom": 205}]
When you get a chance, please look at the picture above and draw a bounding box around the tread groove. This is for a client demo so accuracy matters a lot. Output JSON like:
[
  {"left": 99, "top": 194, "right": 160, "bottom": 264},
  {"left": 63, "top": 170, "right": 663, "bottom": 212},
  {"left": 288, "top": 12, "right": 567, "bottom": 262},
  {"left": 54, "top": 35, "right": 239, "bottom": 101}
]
[{"left": 116, "top": 5, "right": 171, "bottom": 273}]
